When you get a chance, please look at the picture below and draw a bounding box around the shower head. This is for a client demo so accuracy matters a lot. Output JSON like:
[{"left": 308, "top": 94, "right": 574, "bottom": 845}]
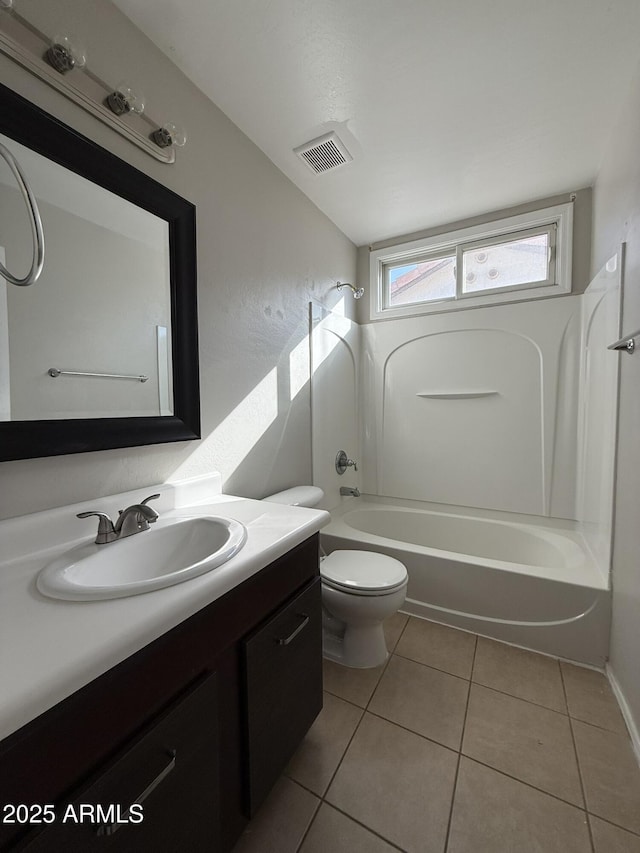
[{"left": 337, "top": 281, "right": 365, "bottom": 299}]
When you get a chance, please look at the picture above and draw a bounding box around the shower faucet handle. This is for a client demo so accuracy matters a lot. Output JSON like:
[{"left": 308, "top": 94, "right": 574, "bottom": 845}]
[{"left": 335, "top": 450, "right": 358, "bottom": 474}]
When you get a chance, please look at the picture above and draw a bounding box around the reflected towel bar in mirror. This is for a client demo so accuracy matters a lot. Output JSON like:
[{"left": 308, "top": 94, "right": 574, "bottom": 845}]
[{"left": 48, "top": 367, "right": 149, "bottom": 382}]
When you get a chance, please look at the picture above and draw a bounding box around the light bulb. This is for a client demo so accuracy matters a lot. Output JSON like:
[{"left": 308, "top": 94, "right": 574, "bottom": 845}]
[
  {"left": 46, "top": 34, "right": 87, "bottom": 73},
  {"left": 107, "top": 83, "right": 145, "bottom": 116},
  {"left": 151, "top": 121, "right": 187, "bottom": 149}
]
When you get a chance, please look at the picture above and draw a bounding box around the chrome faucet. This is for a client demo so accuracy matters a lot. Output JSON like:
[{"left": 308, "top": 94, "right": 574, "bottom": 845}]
[
  {"left": 340, "top": 486, "right": 360, "bottom": 498},
  {"left": 77, "top": 494, "right": 160, "bottom": 544}
]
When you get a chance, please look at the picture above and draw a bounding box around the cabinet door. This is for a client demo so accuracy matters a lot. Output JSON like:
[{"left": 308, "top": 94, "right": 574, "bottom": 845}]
[
  {"left": 17, "top": 674, "right": 219, "bottom": 853},
  {"left": 243, "top": 578, "right": 322, "bottom": 815}
]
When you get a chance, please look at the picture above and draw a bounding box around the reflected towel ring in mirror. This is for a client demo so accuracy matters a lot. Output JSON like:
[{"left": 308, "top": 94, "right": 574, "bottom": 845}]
[{"left": 0, "top": 141, "right": 45, "bottom": 286}]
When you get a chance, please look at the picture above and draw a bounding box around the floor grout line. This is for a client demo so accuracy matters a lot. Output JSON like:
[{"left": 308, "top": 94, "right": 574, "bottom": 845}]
[
  {"left": 469, "top": 678, "right": 569, "bottom": 716},
  {"left": 324, "top": 669, "right": 623, "bottom": 818},
  {"left": 460, "top": 755, "right": 590, "bottom": 813},
  {"left": 292, "top": 617, "right": 412, "bottom": 852},
  {"left": 242, "top": 615, "right": 640, "bottom": 852},
  {"left": 443, "top": 632, "right": 477, "bottom": 853},
  {"left": 314, "top": 802, "right": 408, "bottom": 852},
  {"left": 392, "top": 649, "right": 474, "bottom": 683},
  {"left": 323, "top": 628, "right": 621, "bottom": 818},
  {"left": 560, "top": 664, "right": 596, "bottom": 853},
  {"left": 585, "top": 812, "right": 640, "bottom": 840},
  {"left": 293, "top": 795, "right": 322, "bottom": 853}
]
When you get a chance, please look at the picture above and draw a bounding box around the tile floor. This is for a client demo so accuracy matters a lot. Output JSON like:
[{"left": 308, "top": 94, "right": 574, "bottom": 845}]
[{"left": 232, "top": 614, "right": 640, "bottom": 853}]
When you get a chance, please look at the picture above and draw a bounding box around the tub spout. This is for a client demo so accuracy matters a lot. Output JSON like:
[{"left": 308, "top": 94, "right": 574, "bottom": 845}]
[{"left": 340, "top": 486, "right": 360, "bottom": 497}]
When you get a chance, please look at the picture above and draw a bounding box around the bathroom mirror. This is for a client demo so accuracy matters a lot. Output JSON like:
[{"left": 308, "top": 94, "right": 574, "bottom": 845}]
[{"left": 0, "top": 83, "right": 199, "bottom": 461}]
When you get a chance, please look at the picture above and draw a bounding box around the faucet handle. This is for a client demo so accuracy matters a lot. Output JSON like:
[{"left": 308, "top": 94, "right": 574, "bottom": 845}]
[
  {"left": 140, "top": 493, "right": 160, "bottom": 523},
  {"left": 77, "top": 511, "right": 117, "bottom": 544},
  {"left": 335, "top": 450, "right": 358, "bottom": 474}
]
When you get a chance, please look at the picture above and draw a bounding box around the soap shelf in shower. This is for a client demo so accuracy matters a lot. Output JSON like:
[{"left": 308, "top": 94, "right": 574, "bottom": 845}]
[{"left": 416, "top": 391, "right": 499, "bottom": 400}]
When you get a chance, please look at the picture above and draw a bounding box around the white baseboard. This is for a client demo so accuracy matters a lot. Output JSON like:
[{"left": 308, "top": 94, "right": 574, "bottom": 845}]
[{"left": 606, "top": 664, "right": 640, "bottom": 767}]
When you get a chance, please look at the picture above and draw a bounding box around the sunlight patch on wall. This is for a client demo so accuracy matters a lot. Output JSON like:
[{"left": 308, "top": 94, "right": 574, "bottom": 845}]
[
  {"left": 332, "top": 295, "right": 347, "bottom": 317},
  {"left": 289, "top": 335, "right": 310, "bottom": 400},
  {"left": 311, "top": 309, "right": 355, "bottom": 375},
  {"left": 169, "top": 367, "right": 279, "bottom": 482}
]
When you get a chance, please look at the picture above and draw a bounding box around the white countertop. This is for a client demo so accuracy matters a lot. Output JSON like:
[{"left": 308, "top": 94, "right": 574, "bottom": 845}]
[{"left": 0, "top": 477, "right": 329, "bottom": 742}]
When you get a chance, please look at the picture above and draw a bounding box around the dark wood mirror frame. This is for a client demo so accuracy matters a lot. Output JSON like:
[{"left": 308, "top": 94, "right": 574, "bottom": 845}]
[{"left": 0, "top": 83, "right": 200, "bottom": 461}]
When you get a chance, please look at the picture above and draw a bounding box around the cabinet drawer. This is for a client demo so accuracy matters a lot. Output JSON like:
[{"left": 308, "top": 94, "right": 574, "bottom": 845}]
[
  {"left": 17, "top": 674, "right": 219, "bottom": 853},
  {"left": 243, "top": 578, "right": 322, "bottom": 815}
]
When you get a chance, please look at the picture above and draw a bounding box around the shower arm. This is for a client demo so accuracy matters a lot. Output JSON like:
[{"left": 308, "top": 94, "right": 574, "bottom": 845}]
[
  {"left": 336, "top": 281, "right": 365, "bottom": 299},
  {"left": 0, "top": 141, "right": 45, "bottom": 286}
]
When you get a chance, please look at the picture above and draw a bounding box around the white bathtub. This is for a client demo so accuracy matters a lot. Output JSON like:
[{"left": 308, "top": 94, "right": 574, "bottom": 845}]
[{"left": 321, "top": 498, "right": 610, "bottom": 666}]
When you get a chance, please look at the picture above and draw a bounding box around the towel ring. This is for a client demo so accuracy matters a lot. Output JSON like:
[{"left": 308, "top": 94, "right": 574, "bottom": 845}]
[{"left": 0, "top": 141, "right": 45, "bottom": 286}]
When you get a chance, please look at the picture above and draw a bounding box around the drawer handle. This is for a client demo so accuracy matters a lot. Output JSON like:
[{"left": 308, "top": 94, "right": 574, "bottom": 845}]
[
  {"left": 277, "top": 613, "right": 310, "bottom": 646},
  {"left": 96, "top": 749, "right": 176, "bottom": 836}
]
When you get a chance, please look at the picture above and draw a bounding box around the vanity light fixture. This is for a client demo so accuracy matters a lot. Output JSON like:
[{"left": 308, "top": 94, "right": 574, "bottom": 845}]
[
  {"left": 45, "top": 34, "right": 86, "bottom": 74},
  {"left": 336, "top": 281, "right": 365, "bottom": 299},
  {"left": 151, "top": 121, "right": 187, "bottom": 149},
  {"left": 0, "top": 8, "right": 184, "bottom": 163},
  {"left": 106, "top": 82, "right": 145, "bottom": 117}
]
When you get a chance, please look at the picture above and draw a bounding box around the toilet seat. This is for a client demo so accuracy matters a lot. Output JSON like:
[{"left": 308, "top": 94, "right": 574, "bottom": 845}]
[{"left": 321, "top": 550, "right": 407, "bottom": 596}]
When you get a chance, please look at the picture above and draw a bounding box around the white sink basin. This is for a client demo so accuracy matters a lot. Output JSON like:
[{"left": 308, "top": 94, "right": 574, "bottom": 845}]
[{"left": 36, "top": 515, "right": 248, "bottom": 601}]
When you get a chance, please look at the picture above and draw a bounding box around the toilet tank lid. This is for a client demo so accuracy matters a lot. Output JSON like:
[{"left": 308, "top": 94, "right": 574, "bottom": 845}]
[{"left": 262, "top": 486, "right": 324, "bottom": 507}]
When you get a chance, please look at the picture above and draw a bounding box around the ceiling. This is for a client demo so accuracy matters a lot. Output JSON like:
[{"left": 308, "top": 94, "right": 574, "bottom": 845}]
[{"left": 113, "top": 0, "right": 640, "bottom": 247}]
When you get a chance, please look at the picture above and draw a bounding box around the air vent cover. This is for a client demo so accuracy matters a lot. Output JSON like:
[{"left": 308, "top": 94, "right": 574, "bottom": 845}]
[{"left": 294, "top": 132, "right": 353, "bottom": 174}]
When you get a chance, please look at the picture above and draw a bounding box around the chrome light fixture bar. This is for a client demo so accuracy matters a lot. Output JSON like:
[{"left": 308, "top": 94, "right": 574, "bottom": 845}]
[{"left": 0, "top": 8, "right": 183, "bottom": 164}]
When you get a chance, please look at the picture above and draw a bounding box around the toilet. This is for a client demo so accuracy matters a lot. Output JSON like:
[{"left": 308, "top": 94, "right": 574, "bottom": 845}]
[{"left": 263, "top": 486, "right": 408, "bottom": 668}]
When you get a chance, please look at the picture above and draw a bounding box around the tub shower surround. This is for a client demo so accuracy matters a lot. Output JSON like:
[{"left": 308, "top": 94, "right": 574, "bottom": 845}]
[
  {"left": 314, "top": 254, "right": 622, "bottom": 665},
  {"left": 322, "top": 499, "right": 608, "bottom": 665}
]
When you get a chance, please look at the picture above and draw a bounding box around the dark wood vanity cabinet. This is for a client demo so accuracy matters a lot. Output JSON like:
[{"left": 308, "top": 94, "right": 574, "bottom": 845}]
[
  {"left": 244, "top": 578, "right": 322, "bottom": 815},
  {"left": 15, "top": 675, "right": 220, "bottom": 853},
  {"left": 0, "top": 534, "right": 321, "bottom": 853}
]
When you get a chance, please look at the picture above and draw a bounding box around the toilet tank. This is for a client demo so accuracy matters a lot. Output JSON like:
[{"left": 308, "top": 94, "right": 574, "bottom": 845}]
[{"left": 262, "top": 486, "right": 324, "bottom": 508}]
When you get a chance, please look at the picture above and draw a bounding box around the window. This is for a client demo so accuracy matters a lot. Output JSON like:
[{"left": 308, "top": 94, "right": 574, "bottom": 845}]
[{"left": 371, "top": 203, "right": 573, "bottom": 319}]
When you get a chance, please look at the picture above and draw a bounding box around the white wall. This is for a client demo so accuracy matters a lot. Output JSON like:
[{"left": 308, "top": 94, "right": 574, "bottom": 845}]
[
  {"left": 2, "top": 192, "right": 170, "bottom": 419},
  {"left": 0, "top": 0, "right": 356, "bottom": 518},
  {"left": 592, "top": 61, "right": 640, "bottom": 748},
  {"left": 310, "top": 301, "right": 361, "bottom": 509}
]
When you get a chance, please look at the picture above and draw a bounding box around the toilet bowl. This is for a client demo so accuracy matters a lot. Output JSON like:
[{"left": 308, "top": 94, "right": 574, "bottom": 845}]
[{"left": 263, "top": 487, "right": 408, "bottom": 668}]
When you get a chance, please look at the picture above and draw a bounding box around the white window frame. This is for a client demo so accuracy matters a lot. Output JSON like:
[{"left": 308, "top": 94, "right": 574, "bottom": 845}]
[{"left": 369, "top": 202, "right": 573, "bottom": 321}]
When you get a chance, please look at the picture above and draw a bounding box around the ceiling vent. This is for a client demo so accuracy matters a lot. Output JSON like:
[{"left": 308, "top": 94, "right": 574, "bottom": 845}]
[{"left": 294, "top": 132, "right": 353, "bottom": 174}]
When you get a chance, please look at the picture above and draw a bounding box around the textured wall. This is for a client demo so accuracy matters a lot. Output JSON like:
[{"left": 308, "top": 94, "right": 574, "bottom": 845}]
[
  {"left": 310, "top": 302, "right": 361, "bottom": 509},
  {"left": 0, "top": 0, "right": 356, "bottom": 518}
]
